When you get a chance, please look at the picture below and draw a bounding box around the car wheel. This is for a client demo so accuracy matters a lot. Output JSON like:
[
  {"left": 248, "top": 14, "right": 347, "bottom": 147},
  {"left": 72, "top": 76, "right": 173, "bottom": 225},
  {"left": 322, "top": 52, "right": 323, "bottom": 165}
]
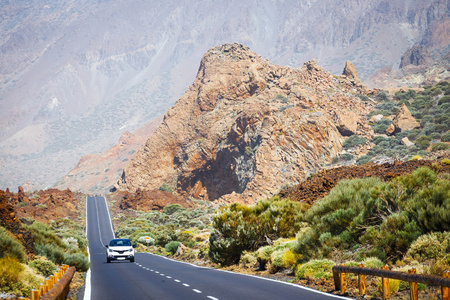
[
  {"left": 107, "top": 258, "right": 111, "bottom": 263},
  {"left": 130, "top": 258, "right": 135, "bottom": 263}
]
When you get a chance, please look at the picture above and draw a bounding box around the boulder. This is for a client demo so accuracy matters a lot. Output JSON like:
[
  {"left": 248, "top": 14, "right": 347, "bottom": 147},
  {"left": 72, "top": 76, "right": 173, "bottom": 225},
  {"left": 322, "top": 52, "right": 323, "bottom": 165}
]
[
  {"left": 369, "top": 114, "right": 384, "bottom": 123},
  {"left": 392, "top": 104, "right": 420, "bottom": 133},
  {"left": 401, "top": 137, "right": 414, "bottom": 147},
  {"left": 333, "top": 110, "right": 358, "bottom": 136},
  {"left": 386, "top": 124, "right": 395, "bottom": 136}
]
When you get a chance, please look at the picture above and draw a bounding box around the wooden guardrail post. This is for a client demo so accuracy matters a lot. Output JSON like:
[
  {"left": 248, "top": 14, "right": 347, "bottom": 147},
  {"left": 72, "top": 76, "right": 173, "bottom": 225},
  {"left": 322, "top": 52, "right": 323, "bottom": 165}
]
[
  {"left": 443, "top": 271, "right": 450, "bottom": 300},
  {"left": 358, "top": 263, "right": 366, "bottom": 296},
  {"left": 333, "top": 265, "right": 341, "bottom": 291},
  {"left": 409, "top": 268, "right": 418, "bottom": 300},
  {"left": 30, "top": 289, "right": 40, "bottom": 300},
  {"left": 382, "top": 265, "right": 390, "bottom": 299},
  {"left": 340, "top": 264, "right": 347, "bottom": 293}
]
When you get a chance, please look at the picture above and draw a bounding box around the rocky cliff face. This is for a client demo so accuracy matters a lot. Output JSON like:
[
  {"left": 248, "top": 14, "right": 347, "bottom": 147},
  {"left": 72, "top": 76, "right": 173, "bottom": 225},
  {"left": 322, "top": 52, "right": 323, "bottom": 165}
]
[{"left": 114, "top": 44, "right": 373, "bottom": 203}]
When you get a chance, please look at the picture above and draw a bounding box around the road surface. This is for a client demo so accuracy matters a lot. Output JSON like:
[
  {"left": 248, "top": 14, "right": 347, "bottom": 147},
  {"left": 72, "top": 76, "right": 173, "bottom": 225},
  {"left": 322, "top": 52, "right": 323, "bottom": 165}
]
[{"left": 83, "top": 196, "right": 350, "bottom": 300}]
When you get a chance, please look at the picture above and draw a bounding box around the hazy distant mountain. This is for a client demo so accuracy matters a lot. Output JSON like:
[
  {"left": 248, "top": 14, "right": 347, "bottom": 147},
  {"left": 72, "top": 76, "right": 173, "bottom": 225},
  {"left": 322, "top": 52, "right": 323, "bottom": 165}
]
[{"left": 0, "top": 0, "right": 448, "bottom": 191}]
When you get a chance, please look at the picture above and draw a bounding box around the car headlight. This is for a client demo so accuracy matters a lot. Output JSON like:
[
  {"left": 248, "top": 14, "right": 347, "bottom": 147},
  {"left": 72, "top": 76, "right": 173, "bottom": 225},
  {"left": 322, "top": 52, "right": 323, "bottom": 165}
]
[
  {"left": 108, "top": 249, "right": 114, "bottom": 252},
  {"left": 128, "top": 248, "right": 133, "bottom": 252}
]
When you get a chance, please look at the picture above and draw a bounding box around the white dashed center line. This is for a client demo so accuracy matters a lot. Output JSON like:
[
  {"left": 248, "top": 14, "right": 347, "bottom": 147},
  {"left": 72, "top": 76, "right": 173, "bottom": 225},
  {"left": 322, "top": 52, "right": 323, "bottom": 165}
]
[{"left": 136, "top": 263, "right": 220, "bottom": 299}]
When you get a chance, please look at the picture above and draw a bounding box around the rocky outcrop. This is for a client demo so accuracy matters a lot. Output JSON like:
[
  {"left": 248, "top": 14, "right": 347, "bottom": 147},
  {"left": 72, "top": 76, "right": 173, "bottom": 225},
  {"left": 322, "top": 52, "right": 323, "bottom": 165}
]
[
  {"left": 391, "top": 104, "right": 421, "bottom": 134},
  {"left": 342, "top": 61, "right": 361, "bottom": 83},
  {"left": 399, "top": 45, "right": 433, "bottom": 69},
  {"left": 114, "top": 43, "right": 373, "bottom": 203}
]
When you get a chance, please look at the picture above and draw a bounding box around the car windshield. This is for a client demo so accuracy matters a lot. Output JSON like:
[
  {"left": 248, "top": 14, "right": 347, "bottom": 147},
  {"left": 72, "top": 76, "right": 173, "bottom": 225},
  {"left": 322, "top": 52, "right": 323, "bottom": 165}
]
[{"left": 109, "top": 239, "right": 131, "bottom": 247}]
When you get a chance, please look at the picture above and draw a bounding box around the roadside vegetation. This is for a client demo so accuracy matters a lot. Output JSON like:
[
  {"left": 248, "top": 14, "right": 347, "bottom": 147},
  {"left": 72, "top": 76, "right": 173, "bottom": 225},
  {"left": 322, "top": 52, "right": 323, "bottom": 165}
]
[
  {"left": 0, "top": 215, "right": 89, "bottom": 297},
  {"left": 112, "top": 164, "right": 450, "bottom": 298}
]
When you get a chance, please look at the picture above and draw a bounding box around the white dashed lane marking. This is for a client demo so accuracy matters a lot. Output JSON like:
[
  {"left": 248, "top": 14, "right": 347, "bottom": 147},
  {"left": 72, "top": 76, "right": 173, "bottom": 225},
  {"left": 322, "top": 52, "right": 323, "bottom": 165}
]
[{"left": 136, "top": 263, "right": 219, "bottom": 299}]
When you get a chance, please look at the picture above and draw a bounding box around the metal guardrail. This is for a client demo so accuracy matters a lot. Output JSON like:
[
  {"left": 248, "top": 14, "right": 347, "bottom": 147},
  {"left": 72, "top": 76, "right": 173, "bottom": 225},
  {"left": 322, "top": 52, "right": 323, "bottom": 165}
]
[{"left": 332, "top": 264, "right": 450, "bottom": 300}]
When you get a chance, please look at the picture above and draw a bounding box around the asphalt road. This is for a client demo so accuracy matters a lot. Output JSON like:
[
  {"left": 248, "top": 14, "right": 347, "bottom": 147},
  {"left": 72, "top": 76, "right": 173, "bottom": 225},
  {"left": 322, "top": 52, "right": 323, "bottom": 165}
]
[{"left": 83, "top": 196, "right": 350, "bottom": 300}]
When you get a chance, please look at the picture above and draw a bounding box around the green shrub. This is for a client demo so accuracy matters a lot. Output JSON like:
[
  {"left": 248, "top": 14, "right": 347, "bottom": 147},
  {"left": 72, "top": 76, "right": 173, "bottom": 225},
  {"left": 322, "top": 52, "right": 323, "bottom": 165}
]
[
  {"left": 373, "top": 119, "right": 393, "bottom": 134},
  {"left": 356, "top": 155, "right": 372, "bottom": 166},
  {"left": 35, "top": 243, "right": 66, "bottom": 265},
  {"left": 163, "top": 204, "right": 184, "bottom": 215},
  {"left": 0, "top": 256, "right": 24, "bottom": 294},
  {"left": 432, "top": 143, "right": 449, "bottom": 152},
  {"left": 256, "top": 246, "right": 274, "bottom": 268},
  {"left": 362, "top": 257, "right": 384, "bottom": 269},
  {"left": 159, "top": 183, "right": 173, "bottom": 193},
  {"left": 64, "top": 253, "right": 90, "bottom": 272},
  {"left": 438, "top": 95, "right": 450, "bottom": 105},
  {"left": 239, "top": 252, "right": 257, "bottom": 269},
  {"left": 340, "top": 153, "right": 354, "bottom": 161},
  {"left": 165, "top": 241, "right": 181, "bottom": 255},
  {"left": 442, "top": 132, "right": 450, "bottom": 142},
  {"left": 376, "top": 91, "right": 389, "bottom": 102},
  {"left": 29, "top": 259, "right": 57, "bottom": 277},
  {"left": 209, "top": 198, "right": 302, "bottom": 265},
  {"left": 296, "top": 259, "right": 335, "bottom": 280},
  {"left": 0, "top": 227, "right": 26, "bottom": 263},
  {"left": 415, "top": 136, "right": 432, "bottom": 150},
  {"left": 343, "top": 135, "right": 366, "bottom": 149},
  {"left": 406, "top": 232, "right": 450, "bottom": 262}
]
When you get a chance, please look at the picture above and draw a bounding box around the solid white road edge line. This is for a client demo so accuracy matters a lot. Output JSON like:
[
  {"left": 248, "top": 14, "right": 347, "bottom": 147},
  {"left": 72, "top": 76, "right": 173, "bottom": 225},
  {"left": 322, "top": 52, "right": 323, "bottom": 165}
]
[
  {"left": 83, "top": 197, "right": 91, "bottom": 300},
  {"left": 103, "top": 196, "right": 115, "bottom": 238},
  {"left": 143, "top": 253, "right": 351, "bottom": 300}
]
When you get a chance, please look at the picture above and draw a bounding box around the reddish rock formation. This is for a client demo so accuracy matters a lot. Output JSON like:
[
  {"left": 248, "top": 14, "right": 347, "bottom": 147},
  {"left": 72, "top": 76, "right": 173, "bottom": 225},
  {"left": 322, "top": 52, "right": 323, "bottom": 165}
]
[
  {"left": 114, "top": 43, "right": 374, "bottom": 203},
  {"left": 0, "top": 190, "right": 35, "bottom": 255},
  {"left": 342, "top": 61, "right": 361, "bottom": 83},
  {"left": 278, "top": 159, "right": 450, "bottom": 205},
  {"left": 115, "top": 189, "right": 193, "bottom": 212},
  {"left": 7, "top": 188, "right": 85, "bottom": 225}
]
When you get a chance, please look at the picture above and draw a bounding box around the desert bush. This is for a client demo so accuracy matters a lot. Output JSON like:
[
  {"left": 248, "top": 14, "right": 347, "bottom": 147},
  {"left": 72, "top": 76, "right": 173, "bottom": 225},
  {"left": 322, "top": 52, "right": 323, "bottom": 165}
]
[
  {"left": 0, "top": 257, "right": 43, "bottom": 297},
  {"left": 0, "top": 227, "right": 26, "bottom": 263},
  {"left": 209, "top": 197, "right": 302, "bottom": 265},
  {"left": 362, "top": 257, "right": 384, "bottom": 269},
  {"left": 340, "top": 153, "right": 354, "bottom": 161},
  {"left": 163, "top": 204, "right": 184, "bottom": 215},
  {"left": 443, "top": 158, "right": 450, "bottom": 165},
  {"left": 432, "top": 142, "right": 449, "bottom": 152},
  {"left": 29, "top": 259, "right": 56, "bottom": 277},
  {"left": 255, "top": 246, "right": 274, "bottom": 269},
  {"left": 296, "top": 259, "right": 335, "bottom": 280},
  {"left": 159, "top": 183, "right": 173, "bottom": 193},
  {"left": 377, "top": 278, "right": 401, "bottom": 294},
  {"left": 442, "top": 132, "right": 450, "bottom": 142},
  {"left": 239, "top": 252, "right": 257, "bottom": 269},
  {"left": 343, "top": 135, "right": 366, "bottom": 149},
  {"left": 405, "top": 232, "right": 450, "bottom": 262},
  {"left": 376, "top": 91, "right": 389, "bottom": 102},
  {"left": 438, "top": 95, "right": 450, "bottom": 105},
  {"left": 35, "top": 243, "right": 66, "bottom": 265},
  {"left": 373, "top": 119, "right": 393, "bottom": 134},
  {"left": 26, "top": 221, "right": 66, "bottom": 249},
  {"left": 64, "top": 253, "right": 90, "bottom": 272},
  {"left": 0, "top": 256, "right": 24, "bottom": 294},
  {"left": 165, "top": 241, "right": 181, "bottom": 255},
  {"left": 415, "top": 136, "right": 432, "bottom": 150},
  {"left": 356, "top": 155, "right": 372, "bottom": 166}
]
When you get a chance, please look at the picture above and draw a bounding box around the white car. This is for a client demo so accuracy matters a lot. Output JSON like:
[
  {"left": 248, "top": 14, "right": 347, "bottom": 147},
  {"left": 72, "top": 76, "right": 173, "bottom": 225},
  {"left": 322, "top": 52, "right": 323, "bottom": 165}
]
[{"left": 105, "top": 238, "right": 136, "bottom": 263}]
